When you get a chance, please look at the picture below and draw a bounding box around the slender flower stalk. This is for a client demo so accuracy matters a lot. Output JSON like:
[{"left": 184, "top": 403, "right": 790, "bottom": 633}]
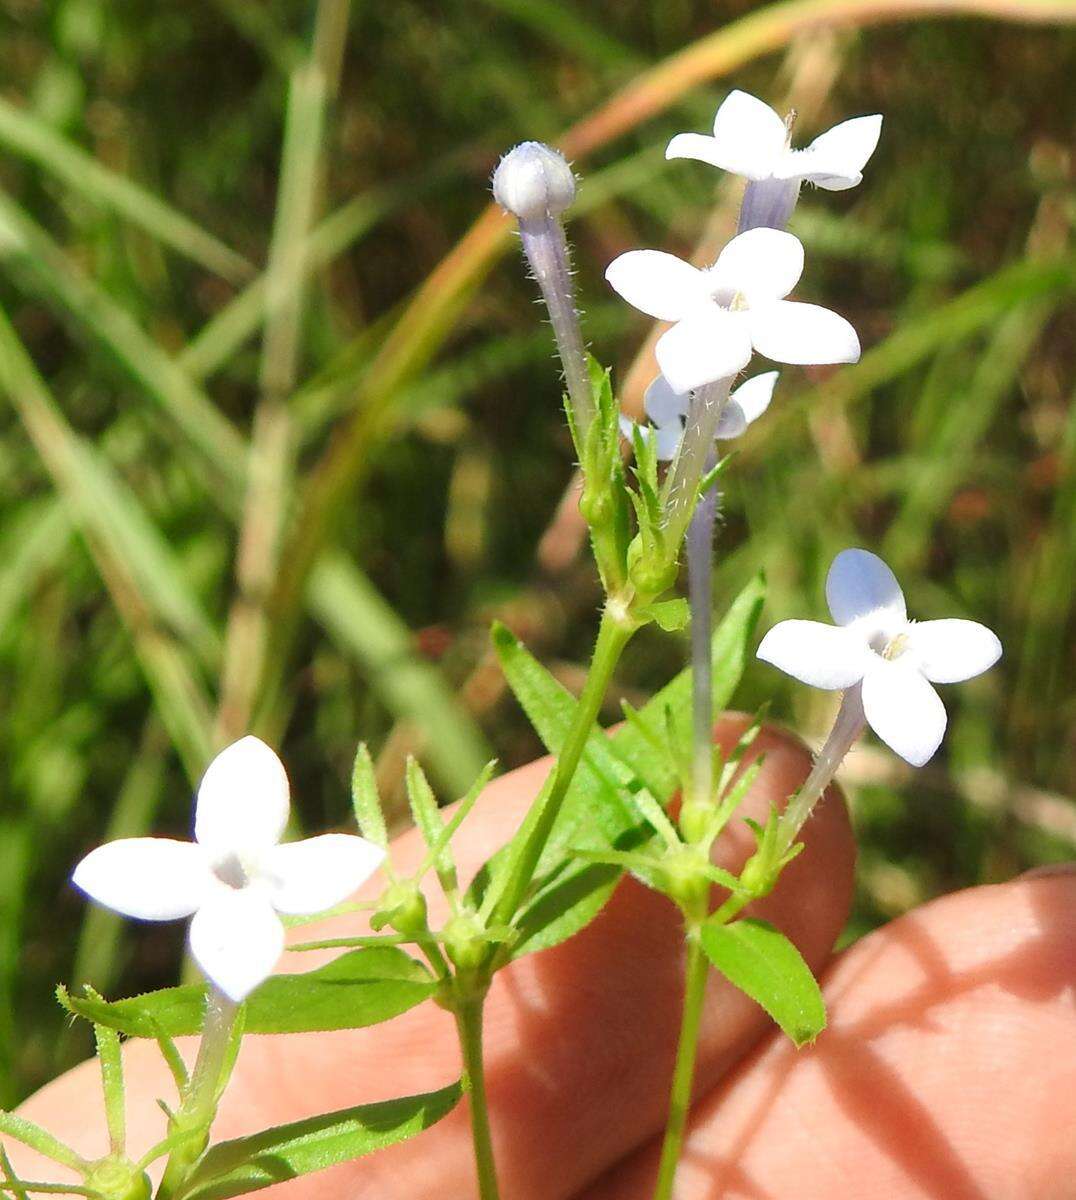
[
  {"left": 777, "top": 684, "right": 867, "bottom": 855},
  {"left": 492, "top": 142, "right": 594, "bottom": 439},
  {"left": 662, "top": 377, "right": 734, "bottom": 550},
  {"left": 686, "top": 448, "right": 719, "bottom": 806},
  {"left": 157, "top": 988, "right": 240, "bottom": 1198}
]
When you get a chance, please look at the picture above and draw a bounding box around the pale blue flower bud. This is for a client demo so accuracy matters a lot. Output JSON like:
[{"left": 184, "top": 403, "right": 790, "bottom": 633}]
[{"left": 492, "top": 141, "right": 576, "bottom": 222}]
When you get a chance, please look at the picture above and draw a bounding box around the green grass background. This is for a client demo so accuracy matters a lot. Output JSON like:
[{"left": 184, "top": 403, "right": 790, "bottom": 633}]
[{"left": 0, "top": 0, "right": 1074, "bottom": 1102}]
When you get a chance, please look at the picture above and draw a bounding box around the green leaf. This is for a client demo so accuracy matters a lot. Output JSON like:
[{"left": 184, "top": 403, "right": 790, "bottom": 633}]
[
  {"left": 59, "top": 947, "right": 434, "bottom": 1038},
  {"left": 405, "top": 758, "right": 453, "bottom": 889},
  {"left": 176, "top": 1083, "right": 462, "bottom": 1200},
  {"left": 485, "top": 573, "right": 765, "bottom": 957},
  {"left": 699, "top": 917, "right": 826, "bottom": 1047},
  {"left": 350, "top": 743, "right": 388, "bottom": 849}
]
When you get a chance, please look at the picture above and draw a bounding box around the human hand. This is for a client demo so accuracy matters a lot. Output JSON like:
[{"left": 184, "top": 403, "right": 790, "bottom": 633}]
[{"left": 14, "top": 716, "right": 1076, "bottom": 1198}]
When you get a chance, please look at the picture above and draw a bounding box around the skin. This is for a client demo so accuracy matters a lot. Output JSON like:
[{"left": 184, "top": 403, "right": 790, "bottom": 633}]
[{"left": 11, "top": 714, "right": 1076, "bottom": 1198}]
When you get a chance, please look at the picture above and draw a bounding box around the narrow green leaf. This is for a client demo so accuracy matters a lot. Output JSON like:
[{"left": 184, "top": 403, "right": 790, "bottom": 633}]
[
  {"left": 0, "top": 1114, "right": 85, "bottom": 1172},
  {"left": 0, "top": 97, "right": 253, "bottom": 282},
  {"left": 176, "top": 1083, "right": 462, "bottom": 1200},
  {"left": 0, "top": 1148, "right": 29, "bottom": 1200},
  {"left": 308, "top": 556, "right": 492, "bottom": 795},
  {"left": 58, "top": 947, "right": 434, "bottom": 1038},
  {"left": 404, "top": 759, "right": 448, "bottom": 869},
  {"left": 350, "top": 743, "right": 388, "bottom": 849},
  {"left": 700, "top": 917, "right": 826, "bottom": 1047},
  {"left": 92, "top": 1017, "right": 125, "bottom": 1155},
  {"left": 417, "top": 760, "right": 496, "bottom": 879},
  {"left": 0, "top": 306, "right": 215, "bottom": 781}
]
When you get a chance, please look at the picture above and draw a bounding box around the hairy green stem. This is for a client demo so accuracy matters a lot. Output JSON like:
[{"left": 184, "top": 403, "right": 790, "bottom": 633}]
[
  {"left": 653, "top": 924, "right": 709, "bottom": 1200},
  {"left": 492, "top": 605, "right": 634, "bottom": 928},
  {"left": 156, "top": 989, "right": 239, "bottom": 1198},
  {"left": 455, "top": 997, "right": 500, "bottom": 1200}
]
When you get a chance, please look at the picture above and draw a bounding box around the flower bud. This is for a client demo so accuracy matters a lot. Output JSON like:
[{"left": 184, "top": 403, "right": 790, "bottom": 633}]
[{"left": 492, "top": 141, "right": 576, "bottom": 222}]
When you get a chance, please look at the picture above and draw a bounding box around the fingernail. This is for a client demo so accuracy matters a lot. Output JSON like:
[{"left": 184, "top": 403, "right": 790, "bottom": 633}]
[{"left": 1018, "top": 862, "right": 1076, "bottom": 881}]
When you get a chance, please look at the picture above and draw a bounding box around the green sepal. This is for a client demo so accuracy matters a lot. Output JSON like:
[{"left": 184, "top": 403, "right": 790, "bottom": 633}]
[
  {"left": 405, "top": 757, "right": 457, "bottom": 896},
  {"left": 350, "top": 743, "right": 388, "bottom": 850},
  {"left": 58, "top": 947, "right": 435, "bottom": 1038},
  {"left": 174, "top": 1083, "right": 463, "bottom": 1200},
  {"left": 637, "top": 598, "right": 689, "bottom": 632},
  {"left": 700, "top": 916, "right": 826, "bottom": 1047}
]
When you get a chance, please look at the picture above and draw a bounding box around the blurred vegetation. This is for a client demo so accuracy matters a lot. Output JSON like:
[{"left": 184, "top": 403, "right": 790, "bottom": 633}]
[{"left": 0, "top": 0, "right": 1074, "bottom": 1103}]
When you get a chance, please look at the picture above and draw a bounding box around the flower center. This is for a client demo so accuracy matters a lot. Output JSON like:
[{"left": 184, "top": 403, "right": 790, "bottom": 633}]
[
  {"left": 212, "top": 852, "right": 251, "bottom": 890},
  {"left": 868, "top": 630, "right": 910, "bottom": 661}
]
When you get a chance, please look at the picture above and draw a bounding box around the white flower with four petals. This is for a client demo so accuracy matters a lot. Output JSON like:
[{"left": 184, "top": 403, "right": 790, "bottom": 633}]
[
  {"left": 667, "top": 89, "right": 883, "bottom": 192},
  {"left": 619, "top": 370, "right": 778, "bottom": 461},
  {"left": 72, "top": 736, "right": 387, "bottom": 1001},
  {"left": 757, "top": 549, "right": 1001, "bottom": 767},
  {"left": 605, "top": 227, "right": 859, "bottom": 394}
]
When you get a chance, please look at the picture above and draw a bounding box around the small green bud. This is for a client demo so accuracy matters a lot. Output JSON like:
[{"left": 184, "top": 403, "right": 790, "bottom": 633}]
[
  {"left": 739, "top": 851, "right": 778, "bottom": 898},
  {"left": 443, "top": 913, "right": 488, "bottom": 973},
  {"left": 678, "top": 799, "right": 712, "bottom": 846},
  {"left": 626, "top": 535, "right": 678, "bottom": 600},
  {"left": 659, "top": 847, "right": 710, "bottom": 914},
  {"left": 375, "top": 881, "right": 428, "bottom": 935},
  {"left": 85, "top": 1159, "right": 151, "bottom": 1200}
]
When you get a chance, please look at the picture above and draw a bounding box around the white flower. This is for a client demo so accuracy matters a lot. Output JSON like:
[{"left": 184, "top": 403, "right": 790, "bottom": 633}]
[
  {"left": 619, "top": 370, "right": 778, "bottom": 461},
  {"left": 72, "top": 736, "right": 386, "bottom": 1001},
  {"left": 667, "top": 90, "right": 882, "bottom": 191},
  {"left": 605, "top": 227, "right": 859, "bottom": 394},
  {"left": 757, "top": 549, "right": 1001, "bottom": 767}
]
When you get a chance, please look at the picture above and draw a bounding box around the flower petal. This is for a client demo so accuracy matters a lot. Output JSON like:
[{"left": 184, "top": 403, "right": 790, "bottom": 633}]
[
  {"left": 72, "top": 838, "right": 212, "bottom": 921},
  {"left": 709, "top": 228, "right": 804, "bottom": 305},
  {"left": 861, "top": 661, "right": 947, "bottom": 767},
  {"left": 729, "top": 370, "right": 778, "bottom": 425},
  {"left": 672, "top": 90, "right": 788, "bottom": 180},
  {"left": 643, "top": 374, "right": 688, "bottom": 428},
  {"left": 756, "top": 620, "right": 871, "bottom": 689},
  {"left": 188, "top": 887, "right": 285, "bottom": 1002},
  {"left": 653, "top": 422, "right": 683, "bottom": 461},
  {"left": 826, "top": 548, "right": 906, "bottom": 626},
  {"left": 194, "top": 736, "right": 290, "bottom": 859},
  {"left": 655, "top": 309, "right": 752, "bottom": 394},
  {"left": 714, "top": 400, "right": 748, "bottom": 440},
  {"left": 749, "top": 301, "right": 860, "bottom": 366},
  {"left": 605, "top": 250, "right": 708, "bottom": 321},
  {"left": 907, "top": 619, "right": 1002, "bottom": 684},
  {"left": 263, "top": 834, "right": 387, "bottom": 916},
  {"left": 778, "top": 115, "right": 883, "bottom": 190}
]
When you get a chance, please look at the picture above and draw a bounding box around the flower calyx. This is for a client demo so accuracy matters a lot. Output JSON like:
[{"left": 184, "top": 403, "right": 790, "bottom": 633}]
[{"left": 84, "top": 1157, "right": 151, "bottom": 1200}]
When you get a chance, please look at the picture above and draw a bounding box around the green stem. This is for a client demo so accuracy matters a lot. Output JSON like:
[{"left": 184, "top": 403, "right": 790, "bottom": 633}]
[
  {"left": 653, "top": 924, "right": 709, "bottom": 1200},
  {"left": 156, "top": 989, "right": 239, "bottom": 1199},
  {"left": 455, "top": 997, "right": 500, "bottom": 1200},
  {"left": 492, "top": 604, "right": 634, "bottom": 928}
]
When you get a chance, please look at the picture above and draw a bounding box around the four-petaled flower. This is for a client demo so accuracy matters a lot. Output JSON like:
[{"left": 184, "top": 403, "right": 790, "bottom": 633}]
[
  {"left": 620, "top": 370, "right": 778, "bottom": 461},
  {"left": 72, "top": 736, "right": 386, "bottom": 1001},
  {"left": 667, "top": 89, "right": 883, "bottom": 192},
  {"left": 605, "top": 227, "right": 859, "bottom": 394},
  {"left": 757, "top": 549, "right": 1001, "bottom": 767}
]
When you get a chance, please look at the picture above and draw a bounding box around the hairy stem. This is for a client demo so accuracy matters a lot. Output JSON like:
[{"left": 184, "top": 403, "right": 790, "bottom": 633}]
[
  {"left": 518, "top": 216, "right": 594, "bottom": 440},
  {"left": 778, "top": 684, "right": 866, "bottom": 854},
  {"left": 653, "top": 923, "right": 709, "bottom": 1200},
  {"left": 492, "top": 605, "right": 634, "bottom": 928},
  {"left": 686, "top": 453, "right": 718, "bottom": 807},
  {"left": 157, "top": 989, "right": 239, "bottom": 1198},
  {"left": 455, "top": 996, "right": 500, "bottom": 1200}
]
